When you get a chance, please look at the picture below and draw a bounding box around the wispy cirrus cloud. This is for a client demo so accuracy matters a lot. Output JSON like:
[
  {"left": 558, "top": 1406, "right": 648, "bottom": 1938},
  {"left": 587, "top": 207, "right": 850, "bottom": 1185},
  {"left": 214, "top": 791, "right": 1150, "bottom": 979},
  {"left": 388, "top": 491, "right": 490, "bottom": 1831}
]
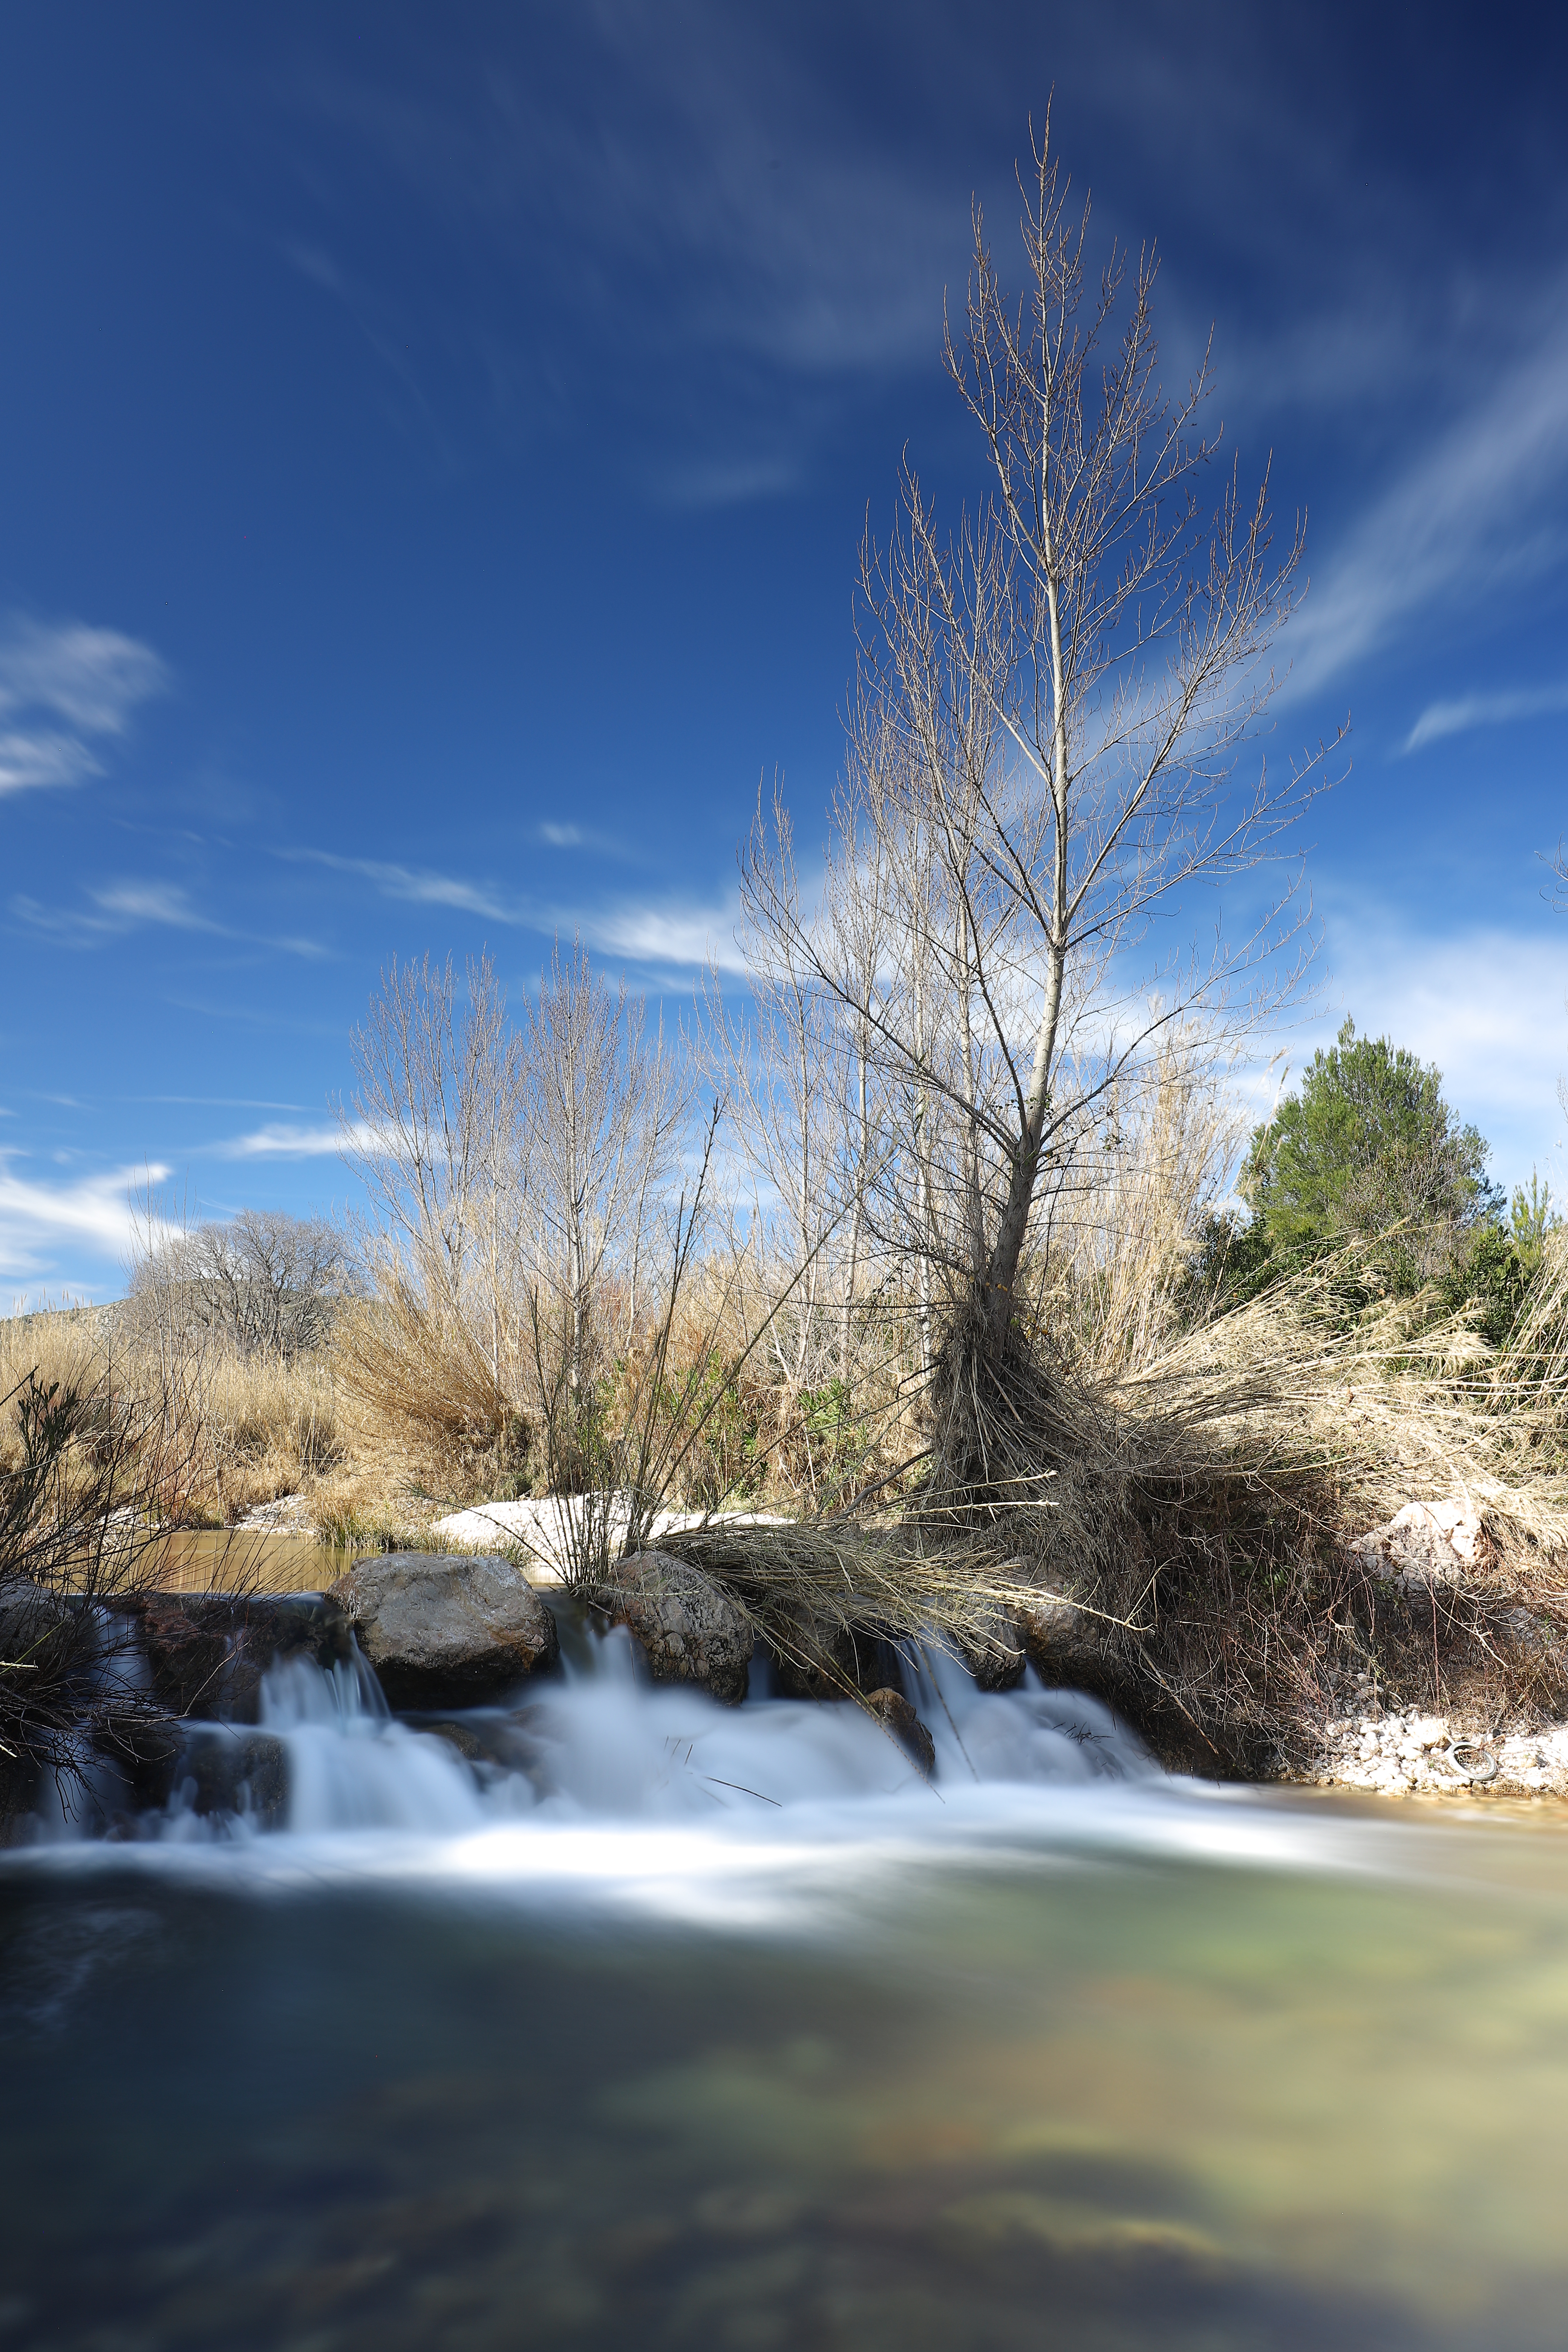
[
  {"left": 281, "top": 845, "right": 516, "bottom": 920},
  {"left": 0, "top": 1153, "right": 168, "bottom": 1280},
  {"left": 1279, "top": 305, "right": 1568, "bottom": 704},
  {"left": 283, "top": 841, "right": 746, "bottom": 973},
  {"left": 210, "top": 1120, "right": 380, "bottom": 1161},
  {"left": 535, "top": 821, "right": 629, "bottom": 858},
  {"left": 589, "top": 897, "right": 745, "bottom": 974},
  {"left": 0, "top": 615, "right": 167, "bottom": 797},
  {"left": 92, "top": 881, "right": 225, "bottom": 934},
  {"left": 9, "top": 878, "right": 329, "bottom": 959},
  {"left": 1401, "top": 682, "right": 1568, "bottom": 755}
]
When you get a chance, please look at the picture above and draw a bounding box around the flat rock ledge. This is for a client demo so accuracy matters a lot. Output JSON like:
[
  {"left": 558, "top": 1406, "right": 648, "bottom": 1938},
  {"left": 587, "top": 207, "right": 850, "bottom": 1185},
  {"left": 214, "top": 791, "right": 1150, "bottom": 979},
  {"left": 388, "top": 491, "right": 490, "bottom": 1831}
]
[
  {"left": 330, "top": 1552, "right": 559, "bottom": 1709},
  {"left": 120, "top": 1591, "right": 351, "bottom": 1723},
  {"left": 599, "top": 1551, "right": 753, "bottom": 1706}
]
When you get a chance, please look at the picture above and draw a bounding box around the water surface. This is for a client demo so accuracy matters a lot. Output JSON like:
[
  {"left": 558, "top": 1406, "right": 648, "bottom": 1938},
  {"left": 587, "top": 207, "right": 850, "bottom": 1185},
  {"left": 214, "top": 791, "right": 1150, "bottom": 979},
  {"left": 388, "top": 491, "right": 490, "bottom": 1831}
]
[{"left": 4, "top": 1634, "right": 1566, "bottom": 2349}]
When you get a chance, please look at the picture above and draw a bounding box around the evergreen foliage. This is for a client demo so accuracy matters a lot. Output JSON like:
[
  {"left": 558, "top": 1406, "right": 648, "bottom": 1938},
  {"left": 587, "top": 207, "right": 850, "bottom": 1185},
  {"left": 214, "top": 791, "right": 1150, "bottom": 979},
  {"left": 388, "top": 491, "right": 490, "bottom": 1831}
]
[
  {"left": 1187, "top": 1021, "right": 1532, "bottom": 1337},
  {"left": 1240, "top": 1019, "right": 1497, "bottom": 1269}
]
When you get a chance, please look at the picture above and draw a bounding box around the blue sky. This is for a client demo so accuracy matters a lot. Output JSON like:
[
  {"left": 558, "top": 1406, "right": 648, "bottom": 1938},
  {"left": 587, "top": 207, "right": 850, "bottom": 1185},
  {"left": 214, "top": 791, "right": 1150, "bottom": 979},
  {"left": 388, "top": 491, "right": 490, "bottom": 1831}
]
[{"left": 3, "top": 1, "right": 1567, "bottom": 1297}]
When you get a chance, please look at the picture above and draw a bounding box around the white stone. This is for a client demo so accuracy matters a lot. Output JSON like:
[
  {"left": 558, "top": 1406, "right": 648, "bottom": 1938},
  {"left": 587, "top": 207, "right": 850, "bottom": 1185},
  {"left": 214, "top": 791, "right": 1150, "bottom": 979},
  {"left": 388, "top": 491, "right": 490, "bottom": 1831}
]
[
  {"left": 428, "top": 1494, "right": 790, "bottom": 1582},
  {"left": 1349, "top": 1497, "right": 1482, "bottom": 1589}
]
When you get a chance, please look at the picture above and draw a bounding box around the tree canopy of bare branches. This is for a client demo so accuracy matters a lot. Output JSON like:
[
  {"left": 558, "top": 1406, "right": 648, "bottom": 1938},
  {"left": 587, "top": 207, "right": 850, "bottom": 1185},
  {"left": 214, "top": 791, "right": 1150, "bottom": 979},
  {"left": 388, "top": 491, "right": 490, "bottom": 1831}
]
[
  {"left": 523, "top": 934, "right": 689, "bottom": 1398},
  {"left": 128, "top": 1208, "right": 355, "bottom": 1361},
  {"left": 743, "top": 119, "right": 1335, "bottom": 1410}
]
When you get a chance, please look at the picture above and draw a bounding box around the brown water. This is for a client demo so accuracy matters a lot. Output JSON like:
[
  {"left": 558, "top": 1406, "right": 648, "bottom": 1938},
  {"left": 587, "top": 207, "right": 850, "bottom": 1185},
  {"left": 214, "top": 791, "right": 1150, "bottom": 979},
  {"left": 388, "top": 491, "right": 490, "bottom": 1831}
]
[{"left": 143, "top": 1527, "right": 352, "bottom": 1593}]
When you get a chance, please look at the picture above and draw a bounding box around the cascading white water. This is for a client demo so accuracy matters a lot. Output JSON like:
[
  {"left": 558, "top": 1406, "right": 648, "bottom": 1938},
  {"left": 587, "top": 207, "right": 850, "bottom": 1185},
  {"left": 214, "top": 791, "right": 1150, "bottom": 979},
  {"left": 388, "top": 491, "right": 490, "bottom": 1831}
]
[{"left": 124, "top": 1618, "right": 1153, "bottom": 1845}]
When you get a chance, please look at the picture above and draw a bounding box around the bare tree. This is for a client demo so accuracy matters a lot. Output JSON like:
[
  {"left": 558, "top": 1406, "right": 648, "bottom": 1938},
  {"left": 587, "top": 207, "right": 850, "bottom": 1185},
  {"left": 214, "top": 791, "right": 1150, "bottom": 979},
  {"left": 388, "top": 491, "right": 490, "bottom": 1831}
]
[
  {"left": 524, "top": 936, "right": 688, "bottom": 1406},
  {"left": 337, "top": 951, "right": 534, "bottom": 1456},
  {"left": 744, "top": 121, "right": 1333, "bottom": 1440},
  {"left": 340, "top": 951, "right": 520, "bottom": 1315},
  {"left": 702, "top": 812, "right": 856, "bottom": 1412},
  {"left": 128, "top": 1209, "right": 354, "bottom": 1361}
]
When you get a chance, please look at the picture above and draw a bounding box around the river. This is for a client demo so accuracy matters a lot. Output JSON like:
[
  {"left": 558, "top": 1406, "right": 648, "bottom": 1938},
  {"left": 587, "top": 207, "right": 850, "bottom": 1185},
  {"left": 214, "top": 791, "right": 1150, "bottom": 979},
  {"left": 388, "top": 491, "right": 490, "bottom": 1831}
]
[{"left": 2, "top": 1608, "right": 1566, "bottom": 2348}]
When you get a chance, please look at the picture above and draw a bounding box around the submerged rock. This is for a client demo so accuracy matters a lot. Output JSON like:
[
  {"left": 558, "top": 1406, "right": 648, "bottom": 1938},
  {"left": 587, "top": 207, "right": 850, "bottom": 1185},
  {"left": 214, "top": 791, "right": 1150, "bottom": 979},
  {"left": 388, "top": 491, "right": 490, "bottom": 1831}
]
[
  {"left": 90, "top": 1707, "right": 186, "bottom": 1807},
  {"left": 1015, "top": 1592, "right": 1096, "bottom": 1680},
  {"left": 601, "top": 1551, "right": 753, "bottom": 1705},
  {"left": 125, "top": 1591, "right": 352, "bottom": 1723},
  {"left": 863, "top": 1687, "right": 936, "bottom": 1775},
  {"left": 331, "top": 1552, "right": 559, "bottom": 1708},
  {"left": 174, "top": 1727, "right": 289, "bottom": 1826}
]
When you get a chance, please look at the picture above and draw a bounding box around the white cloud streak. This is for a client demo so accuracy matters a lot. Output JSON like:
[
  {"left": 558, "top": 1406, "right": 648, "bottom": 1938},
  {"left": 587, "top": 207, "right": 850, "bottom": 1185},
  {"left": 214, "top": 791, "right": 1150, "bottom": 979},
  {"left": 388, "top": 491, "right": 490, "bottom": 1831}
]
[
  {"left": 0, "top": 1155, "right": 169, "bottom": 1280},
  {"left": 10, "top": 879, "right": 330, "bottom": 959},
  {"left": 0, "top": 616, "right": 167, "bottom": 798},
  {"left": 212, "top": 1121, "right": 380, "bottom": 1161},
  {"left": 92, "top": 881, "right": 225, "bottom": 933},
  {"left": 1279, "top": 307, "right": 1568, "bottom": 704},
  {"left": 588, "top": 899, "right": 746, "bottom": 974},
  {"left": 1401, "top": 683, "right": 1568, "bottom": 754},
  {"left": 284, "top": 847, "right": 516, "bottom": 920},
  {"left": 283, "top": 842, "right": 746, "bottom": 974}
]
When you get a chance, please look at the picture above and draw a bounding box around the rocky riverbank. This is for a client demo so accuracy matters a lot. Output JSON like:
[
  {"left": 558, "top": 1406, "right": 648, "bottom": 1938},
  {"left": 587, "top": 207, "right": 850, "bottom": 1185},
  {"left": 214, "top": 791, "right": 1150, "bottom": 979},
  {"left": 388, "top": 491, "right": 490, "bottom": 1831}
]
[{"left": 9, "top": 1476, "right": 1568, "bottom": 1836}]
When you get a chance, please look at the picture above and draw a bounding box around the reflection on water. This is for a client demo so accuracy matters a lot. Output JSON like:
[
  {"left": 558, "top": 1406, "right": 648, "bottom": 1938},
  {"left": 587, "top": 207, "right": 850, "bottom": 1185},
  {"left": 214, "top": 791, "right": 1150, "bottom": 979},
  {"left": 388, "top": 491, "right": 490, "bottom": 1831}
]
[
  {"left": 143, "top": 1526, "right": 351, "bottom": 1592},
  {"left": 5, "top": 1785, "right": 1568, "bottom": 2348}
]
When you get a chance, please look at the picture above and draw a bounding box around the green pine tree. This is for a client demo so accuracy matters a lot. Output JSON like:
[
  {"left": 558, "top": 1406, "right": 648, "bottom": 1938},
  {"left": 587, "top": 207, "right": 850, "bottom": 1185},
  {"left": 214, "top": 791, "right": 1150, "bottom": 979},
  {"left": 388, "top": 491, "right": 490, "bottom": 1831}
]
[{"left": 1239, "top": 1018, "right": 1498, "bottom": 1289}]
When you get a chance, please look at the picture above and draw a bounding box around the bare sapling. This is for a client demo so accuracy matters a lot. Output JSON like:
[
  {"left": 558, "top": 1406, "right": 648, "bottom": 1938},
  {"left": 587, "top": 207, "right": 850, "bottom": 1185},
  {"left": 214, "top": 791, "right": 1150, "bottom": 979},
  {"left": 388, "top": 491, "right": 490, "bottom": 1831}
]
[
  {"left": 743, "top": 115, "right": 1337, "bottom": 1496},
  {"left": 522, "top": 935, "right": 689, "bottom": 1452}
]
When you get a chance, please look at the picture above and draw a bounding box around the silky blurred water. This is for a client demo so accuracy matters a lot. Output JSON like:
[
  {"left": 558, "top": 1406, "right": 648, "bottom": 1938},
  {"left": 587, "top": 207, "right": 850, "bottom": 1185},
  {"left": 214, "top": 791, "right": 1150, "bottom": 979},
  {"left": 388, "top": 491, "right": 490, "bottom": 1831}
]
[{"left": 4, "top": 1640, "right": 1568, "bottom": 2349}]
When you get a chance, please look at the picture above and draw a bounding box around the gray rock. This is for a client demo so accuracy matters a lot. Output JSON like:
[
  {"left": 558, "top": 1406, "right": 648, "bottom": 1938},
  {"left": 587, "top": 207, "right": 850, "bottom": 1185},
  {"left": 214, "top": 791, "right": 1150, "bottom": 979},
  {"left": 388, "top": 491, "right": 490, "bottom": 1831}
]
[
  {"left": 0, "top": 1577, "right": 68, "bottom": 1669},
  {"left": 1015, "top": 1592, "right": 1096, "bottom": 1680},
  {"left": 602, "top": 1551, "right": 752, "bottom": 1705},
  {"left": 956, "top": 1603, "right": 1027, "bottom": 1692},
  {"left": 864, "top": 1687, "right": 936, "bottom": 1774},
  {"left": 126, "top": 1591, "right": 352, "bottom": 1723},
  {"left": 331, "top": 1553, "right": 559, "bottom": 1709}
]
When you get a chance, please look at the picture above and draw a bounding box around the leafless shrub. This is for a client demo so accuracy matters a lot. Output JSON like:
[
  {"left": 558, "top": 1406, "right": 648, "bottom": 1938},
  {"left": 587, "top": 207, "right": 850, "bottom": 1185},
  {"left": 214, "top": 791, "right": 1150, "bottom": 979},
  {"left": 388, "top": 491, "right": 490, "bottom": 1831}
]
[
  {"left": 0, "top": 1368, "right": 211, "bottom": 1812},
  {"left": 126, "top": 1208, "right": 355, "bottom": 1362}
]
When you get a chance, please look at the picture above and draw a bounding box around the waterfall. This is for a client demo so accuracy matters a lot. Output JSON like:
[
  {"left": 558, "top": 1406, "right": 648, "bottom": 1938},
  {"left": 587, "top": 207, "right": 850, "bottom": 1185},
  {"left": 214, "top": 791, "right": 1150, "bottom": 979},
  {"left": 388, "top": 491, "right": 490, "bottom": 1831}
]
[{"left": 20, "top": 1603, "right": 1156, "bottom": 1847}]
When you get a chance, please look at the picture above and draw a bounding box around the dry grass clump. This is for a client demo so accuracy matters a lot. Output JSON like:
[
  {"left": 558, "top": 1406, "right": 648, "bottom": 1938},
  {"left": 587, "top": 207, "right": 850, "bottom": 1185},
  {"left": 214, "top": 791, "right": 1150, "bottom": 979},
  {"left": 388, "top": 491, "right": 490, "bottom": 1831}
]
[
  {"left": 0, "top": 1309, "right": 350, "bottom": 1531},
  {"left": 0, "top": 1308, "right": 107, "bottom": 1435},
  {"left": 1060, "top": 1244, "right": 1568, "bottom": 1764},
  {"left": 196, "top": 1346, "right": 345, "bottom": 1522},
  {"left": 653, "top": 1514, "right": 1053, "bottom": 1696},
  {"left": 326, "top": 1280, "right": 533, "bottom": 1510},
  {"left": 652, "top": 1240, "right": 1568, "bottom": 1773}
]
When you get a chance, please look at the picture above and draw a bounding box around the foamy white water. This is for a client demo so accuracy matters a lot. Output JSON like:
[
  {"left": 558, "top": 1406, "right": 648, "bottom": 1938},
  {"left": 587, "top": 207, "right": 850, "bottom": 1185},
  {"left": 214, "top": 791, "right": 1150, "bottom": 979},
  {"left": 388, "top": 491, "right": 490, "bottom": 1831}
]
[{"left": 3, "top": 1616, "right": 1492, "bottom": 1920}]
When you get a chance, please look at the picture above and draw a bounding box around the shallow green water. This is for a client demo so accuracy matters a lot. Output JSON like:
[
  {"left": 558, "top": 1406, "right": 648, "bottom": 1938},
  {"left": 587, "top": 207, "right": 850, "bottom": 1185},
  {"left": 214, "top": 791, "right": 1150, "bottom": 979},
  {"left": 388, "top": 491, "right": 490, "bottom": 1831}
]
[{"left": 5, "top": 1794, "right": 1568, "bottom": 2349}]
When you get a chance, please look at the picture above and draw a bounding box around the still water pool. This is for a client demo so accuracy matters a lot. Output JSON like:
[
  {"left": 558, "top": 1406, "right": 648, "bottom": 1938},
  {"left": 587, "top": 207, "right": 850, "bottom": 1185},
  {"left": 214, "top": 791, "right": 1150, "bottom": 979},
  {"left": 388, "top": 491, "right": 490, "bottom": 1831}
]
[{"left": 3, "top": 1648, "right": 1568, "bottom": 2347}]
